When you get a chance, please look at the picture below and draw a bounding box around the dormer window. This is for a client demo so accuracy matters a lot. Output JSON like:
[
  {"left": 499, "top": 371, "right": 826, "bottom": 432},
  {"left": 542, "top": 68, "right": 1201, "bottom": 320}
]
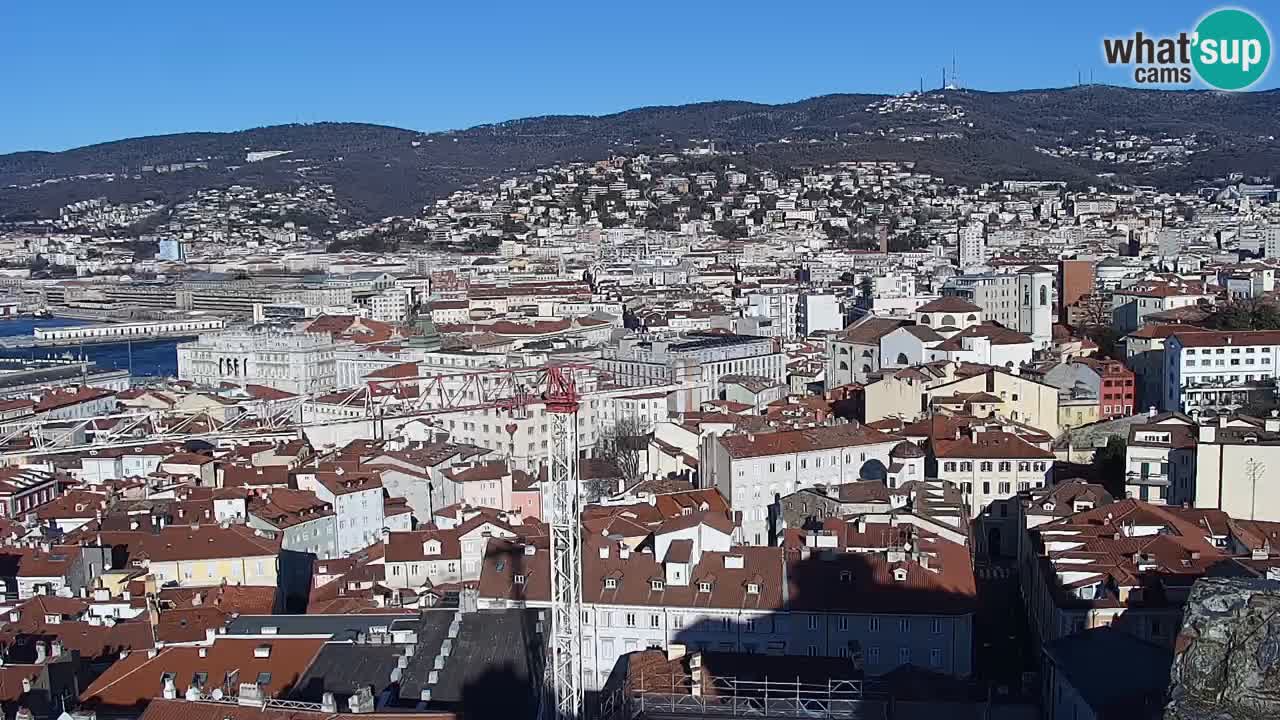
[
  {"left": 650, "top": 580, "right": 665, "bottom": 591},
  {"left": 698, "top": 581, "right": 712, "bottom": 593},
  {"left": 604, "top": 578, "right": 618, "bottom": 590},
  {"left": 746, "top": 583, "right": 760, "bottom": 594},
  {"left": 892, "top": 568, "right": 908, "bottom": 582},
  {"left": 681, "top": 507, "right": 692, "bottom": 516}
]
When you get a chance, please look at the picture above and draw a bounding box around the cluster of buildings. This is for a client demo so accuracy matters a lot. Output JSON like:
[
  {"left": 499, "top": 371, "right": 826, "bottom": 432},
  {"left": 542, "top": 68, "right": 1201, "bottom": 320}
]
[{"left": 0, "top": 148, "right": 1279, "bottom": 720}]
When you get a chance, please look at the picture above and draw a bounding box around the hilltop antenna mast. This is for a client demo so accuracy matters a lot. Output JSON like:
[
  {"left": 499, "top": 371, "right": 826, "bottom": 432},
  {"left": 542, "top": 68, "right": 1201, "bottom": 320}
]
[{"left": 546, "top": 366, "right": 583, "bottom": 720}]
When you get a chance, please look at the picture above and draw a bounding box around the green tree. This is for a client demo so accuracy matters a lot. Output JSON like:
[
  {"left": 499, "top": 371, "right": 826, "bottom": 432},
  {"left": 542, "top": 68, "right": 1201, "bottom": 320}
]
[
  {"left": 712, "top": 220, "right": 746, "bottom": 240},
  {"left": 858, "top": 276, "right": 874, "bottom": 303}
]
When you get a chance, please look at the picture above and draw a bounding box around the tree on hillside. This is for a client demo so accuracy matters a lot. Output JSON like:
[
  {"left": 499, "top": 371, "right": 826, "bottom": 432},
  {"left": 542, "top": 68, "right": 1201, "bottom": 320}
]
[
  {"left": 1208, "top": 299, "right": 1280, "bottom": 331},
  {"left": 712, "top": 220, "right": 746, "bottom": 240}
]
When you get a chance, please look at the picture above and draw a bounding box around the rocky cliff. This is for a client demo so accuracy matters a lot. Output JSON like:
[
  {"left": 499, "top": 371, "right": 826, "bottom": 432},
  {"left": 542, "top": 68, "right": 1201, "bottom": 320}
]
[{"left": 1166, "top": 577, "right": 1280, "bottom": 720}]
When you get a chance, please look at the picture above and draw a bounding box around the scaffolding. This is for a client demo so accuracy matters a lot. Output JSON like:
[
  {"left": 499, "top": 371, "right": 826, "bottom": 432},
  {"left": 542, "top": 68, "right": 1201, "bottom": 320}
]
[{"left": 601, "top": 671, "right": 872, "bottom": 720}]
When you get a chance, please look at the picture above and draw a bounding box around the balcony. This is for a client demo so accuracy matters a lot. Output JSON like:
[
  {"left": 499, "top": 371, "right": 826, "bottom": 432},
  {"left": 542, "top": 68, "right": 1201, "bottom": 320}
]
[{"left": 1125, "top": 471, "right": 1170, "bottom": 487}]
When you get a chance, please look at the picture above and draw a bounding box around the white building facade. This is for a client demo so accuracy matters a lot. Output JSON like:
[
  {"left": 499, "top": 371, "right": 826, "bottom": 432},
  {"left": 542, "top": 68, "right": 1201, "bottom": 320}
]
[{"left": 177, "top": 328, "right": 340, "bottom": 394}]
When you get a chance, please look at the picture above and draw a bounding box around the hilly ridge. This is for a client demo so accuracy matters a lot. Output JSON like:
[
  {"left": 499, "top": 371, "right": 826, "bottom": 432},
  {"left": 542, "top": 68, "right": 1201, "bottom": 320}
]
[{"left": 2, "top": 86, "right": 1279, "bottom": 224}]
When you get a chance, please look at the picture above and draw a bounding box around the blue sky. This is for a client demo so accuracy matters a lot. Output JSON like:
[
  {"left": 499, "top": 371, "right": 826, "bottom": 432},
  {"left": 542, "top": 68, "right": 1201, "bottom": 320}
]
[{"left": 1, "top": 1, "right": 1275, "bottom": 153}]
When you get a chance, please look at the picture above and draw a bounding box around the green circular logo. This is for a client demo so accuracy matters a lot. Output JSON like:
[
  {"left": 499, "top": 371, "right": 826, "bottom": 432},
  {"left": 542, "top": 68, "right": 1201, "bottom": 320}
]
[{"left": 1192, "top": 8, "right": 1271, "bottom": 90}]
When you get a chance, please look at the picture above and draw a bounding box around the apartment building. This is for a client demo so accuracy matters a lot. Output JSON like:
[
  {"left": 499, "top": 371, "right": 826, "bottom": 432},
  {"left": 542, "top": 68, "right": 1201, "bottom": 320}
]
[
  {"left": 1123, "top": 413, "right": 1198, "bottom": 506},
  {"left": 478, "top": 519, "right": 974, "bottom": 692},
  {"left": 957, "top": 220, "right": 986, "bottom": 268},
  {"left": 702, "top": 423, "right": 903, "bottom": 545},
  {"left": 294, "top": 468, "right": 386, "bottom": 555},
  {"left": 0, "top": 467, "right": 60, "bottom": 519},
  {"left": 1112, "top": 283, "right": 1214, "bottom": 335},
  {"left": 1035, "top": 359, "right": 1135, "bottom": 421},
  {"left": 933, "top": 428, "right": 1053, "bottom": 518},
  {"left": 1163, "top": 330, "right": 1280, "bottom": 413},
  {"left": 384, "top": 528, "right": 463, "bottom": 589},
  {"left": 1019, "top": 499, "right": 1238, "bottom": 652},
  {"left": 246, "top": 488, "right": 338, "bottom": 559},
  {"left": 141, "top": 525, "right": 282, "bottom": 588},
  {"left": 368, "top": 288, "right": 412, "bottom": 323},
  {"left": 864, "top": 364, "right": 1061, "bottom": 438}
]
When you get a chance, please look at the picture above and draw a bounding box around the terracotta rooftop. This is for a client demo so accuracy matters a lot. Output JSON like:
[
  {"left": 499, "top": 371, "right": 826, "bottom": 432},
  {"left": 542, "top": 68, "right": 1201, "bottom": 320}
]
[{"left": 718, "top": 423, "right": 902, "bottom": 459}]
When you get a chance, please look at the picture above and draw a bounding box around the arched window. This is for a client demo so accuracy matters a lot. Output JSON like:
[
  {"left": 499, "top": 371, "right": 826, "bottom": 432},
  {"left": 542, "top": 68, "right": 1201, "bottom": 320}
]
[
  {"left": 862, "top": 349, "right": 873, "bottom": 357},
  {"left": 920, "top": 314, "right": 932, "bottom": 325},
  {"left": 896, "top": 353, "right": 909, "bottom": 365},
  {"left": 861, "top": 364, "right": 872, "bottom": 374},
  {"left": 839, "top": 361, "right": 849, "bottom": 370},
  {"left": 941, "top": 314, "right": 957, "bottom": 326},
  {"left": 966, "top": 314, "right": 977, "bottom": 322},
  {"left": 1039, "top": 286, "right": 1049, "bottom": 306}
]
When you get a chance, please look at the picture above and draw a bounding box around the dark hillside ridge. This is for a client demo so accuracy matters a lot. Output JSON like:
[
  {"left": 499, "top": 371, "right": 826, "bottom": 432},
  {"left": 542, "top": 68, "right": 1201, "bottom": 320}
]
[{"left": 3, "top": 86, "right": 1278, "bottom": 222}]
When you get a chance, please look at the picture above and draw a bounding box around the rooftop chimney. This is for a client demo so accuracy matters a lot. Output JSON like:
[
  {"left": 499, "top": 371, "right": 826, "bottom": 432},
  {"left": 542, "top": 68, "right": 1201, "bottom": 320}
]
[{"left": 348, "top": 686, "right": 375, "bottom": 714}]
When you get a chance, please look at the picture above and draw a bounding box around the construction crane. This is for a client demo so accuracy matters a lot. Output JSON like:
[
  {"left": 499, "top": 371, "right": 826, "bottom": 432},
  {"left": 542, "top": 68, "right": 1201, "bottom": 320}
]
[
  {"left": 545, "top": 366, "right": 583, "bottom": 720},
  {"left": 0, "top": 362, "right": 595, "bottom": 460}
]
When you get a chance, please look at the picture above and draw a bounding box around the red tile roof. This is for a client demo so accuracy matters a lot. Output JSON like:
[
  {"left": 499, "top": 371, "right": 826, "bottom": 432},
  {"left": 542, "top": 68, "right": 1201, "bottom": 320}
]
[
  {"left": 385, "top": 528, "right": 462, "bottom": 562},
  {"left": 717, "top": 423, "right": 902, "bottom": 459},
  {"left": 138, "top": 699, "right": 452, "bottom": 720},
  {"left": 1169, "top": 330, "right": 1280, "bottom": 347},
  {"left": 80, "top": 638, "right": 327, "bottom": 710},
  {"left": 916, "top": 297, "right": 983, "bottom": 314},
  {"left": 933, "top": 431, "right": 1055, "bottom": 460}
]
